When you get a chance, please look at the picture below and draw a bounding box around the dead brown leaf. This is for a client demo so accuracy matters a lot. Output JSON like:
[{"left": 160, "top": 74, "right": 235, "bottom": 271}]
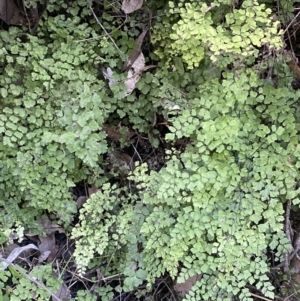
[
  {"left": 38, "top": 218, "right": 65, "bottom": 235},
  {"left": 88, "top": 184, "right": 99, "bottom": 196},
  {"left": 76, "top": 196, "right": 88, "bottom": 208},
  {"left": 52, "top": 282, "right": 71, "bottom": 301},
  {"left": 121, "top": 0, "right": 143, "bottom": 14},
  {"left": 108, "top": 151, "right": 135, "bottom": 174},
  {"left": 38, "top": 234, "right": 57, "bottom": 263},
  {"left": 174, "top": 274, "right": 202, "bottom": 297},
  {"left": 103, "top": 124, "right": 135, "bottom": 141},
  {"left": 0, "top": 0, "right": 28, "bottom": 25},
  {"left": 124, "top": 52, "right": 145, "bottom": 95},
  {"left": 122, "top": 28, "right": 148, "bottom": 72}
]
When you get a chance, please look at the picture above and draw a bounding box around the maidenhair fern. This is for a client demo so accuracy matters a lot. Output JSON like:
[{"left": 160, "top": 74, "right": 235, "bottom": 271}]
[
  {"left": 72, "top": 0, "right": 299, "bottom": 300},
  {"left": 131, "top": 64, "right": 298, "bottom": 300},
  {"left": 152, "top": 0, "right": 282, "bottom": 68},
  {"left": 1, "top": 0, "right": 299, "bottom": 300}
]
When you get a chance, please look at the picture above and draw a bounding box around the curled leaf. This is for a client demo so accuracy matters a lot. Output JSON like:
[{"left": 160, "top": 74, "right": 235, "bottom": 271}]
[
  {"left": 0, "top": 244, "right": 39, "bottom": 270},
  {"left": 102, "top": 67, "right": 117, "bottom": 86}
]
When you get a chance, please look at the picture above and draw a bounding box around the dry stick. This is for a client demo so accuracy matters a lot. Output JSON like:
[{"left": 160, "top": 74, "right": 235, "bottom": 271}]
[
  {"left": 89, "top": 6, "right": 122, "bottom": 56},
  {"left": 274, "top": 200, "right": 294, "bottom": 269},
  {"left": 162, "top": 279, "right": 177, "bottom": 301},
  {"left": 284, "top": 288, "right": 300, "bottom": 301},
  {"left": 249, "top": 292, "right": 273, "bottom": 301},
  {"left": 131, "top": 140, "right": 143, "bottom": 163},
  {"left": 251, "top": 290, "right": 293, "bottom": 301},
  {"left": 285, "top": 199, "right": 292, "bottom": 244},
  {"left": 284, "top": 199, "right": 292, "bottom": 274},
  {"left": 76, "top": 17, "right": 126, "bottom": 43},
  {"left": 0, "top": 258, "right": 62, "bottom": 301},
  {"left": 283, "top": 10, "right": 300, "bottom": 35},
  {"left": 246, "top": 284, "right": 284, "bottom": 301}
]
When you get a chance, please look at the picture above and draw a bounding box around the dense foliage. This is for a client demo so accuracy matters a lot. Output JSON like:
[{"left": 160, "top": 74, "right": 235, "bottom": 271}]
[{"left": 1, "top": 0, "right": 300, "bottom": 300}]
